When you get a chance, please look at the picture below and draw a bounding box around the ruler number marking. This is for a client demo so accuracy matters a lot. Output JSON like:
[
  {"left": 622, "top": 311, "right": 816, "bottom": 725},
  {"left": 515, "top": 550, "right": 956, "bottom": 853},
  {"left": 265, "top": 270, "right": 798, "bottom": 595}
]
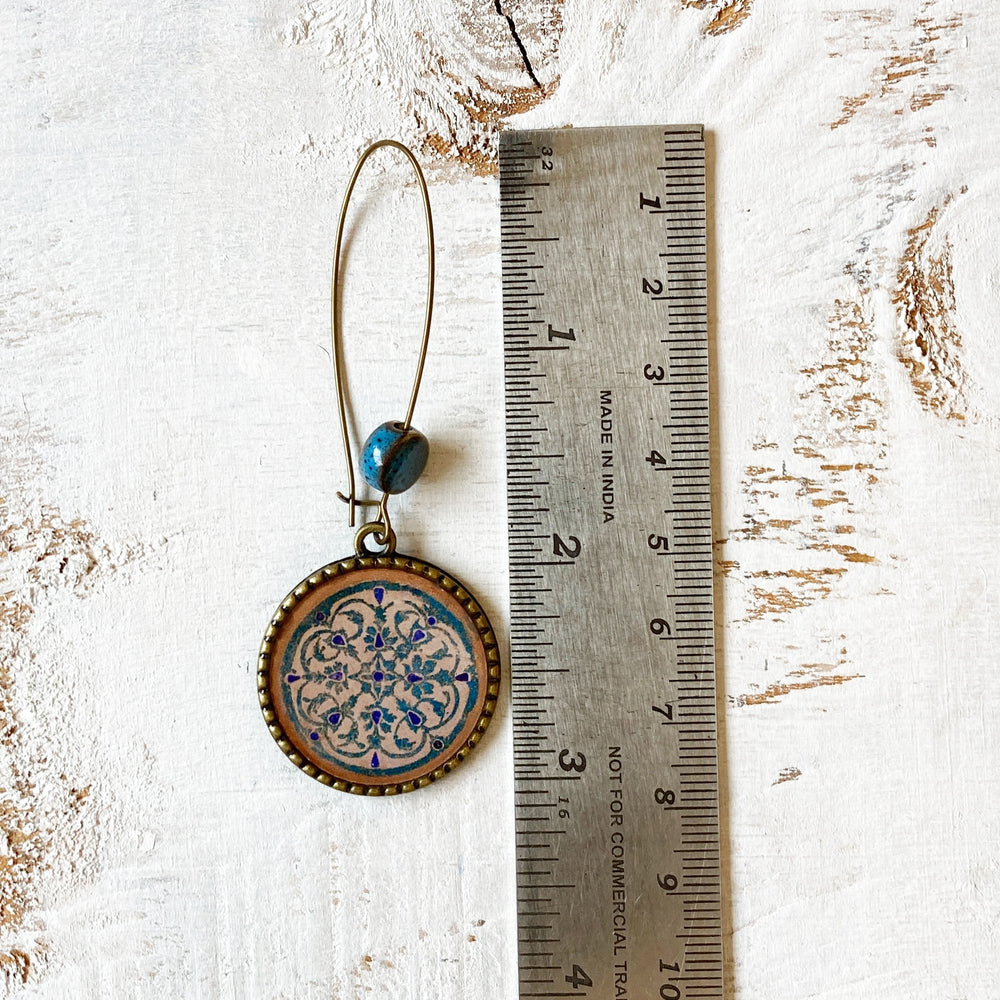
[
  {"left": 649, "top": 617, "right": 672, "bottom": 637},
  {"left": 657, "top": 872, "right": 679, "bottom": 892},
  {"left": 558, "top": 748, "right": 587, "bottom": 773},
  {"left": 547, "top": 323, "right": 576, "bottom": 343},
  {"left": 652, "top": 701, "right": 674, "bottom": 722},
  {"left": 552, "top": 533, "right": 582, "bottom": 559},
  {"left": 655, "top": 787, "right": 676, "bottom": 806},
  {"left": 658, "top": 962, "right": 682, "bottom": 1000},
  {"left": 648, "top": 532, "right": 670, "bottom": 553},
  {"left": 564, "top": 964, "right": 593, "bottom": 991}
]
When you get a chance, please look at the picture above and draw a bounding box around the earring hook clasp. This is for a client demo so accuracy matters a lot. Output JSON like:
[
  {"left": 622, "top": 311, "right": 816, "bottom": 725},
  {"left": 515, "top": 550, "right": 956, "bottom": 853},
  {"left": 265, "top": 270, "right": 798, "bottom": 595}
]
[{"left": 331, "top": 139, "right": 435, "bottom": 530}]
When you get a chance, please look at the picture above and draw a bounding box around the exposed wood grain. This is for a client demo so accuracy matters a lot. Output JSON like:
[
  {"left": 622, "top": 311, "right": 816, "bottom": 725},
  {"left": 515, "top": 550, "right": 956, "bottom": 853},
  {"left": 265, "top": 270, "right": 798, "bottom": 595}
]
[
  {"left": 771, "top": 766, "right": 802, "bottom": 786},
  {"left": 894, "top": 190, "right": 970, "bottom": 420},
  {"left": 281, "top": 0, "right": 562, "bottom": 174},
  {"left": 736, "top": 664, "right": 864, "bottom": 707},
  {"left": 720, "top": 294, "right": 888, "bottom": 704},
  {"left": 680, "top": 0, "right": 755, "bottom": 36},
  {"left": 826, "top": 3, "right": 964, "bottom": 135},
  {"left": 0, "top": 420, "right": 139, "bottom": 989}
]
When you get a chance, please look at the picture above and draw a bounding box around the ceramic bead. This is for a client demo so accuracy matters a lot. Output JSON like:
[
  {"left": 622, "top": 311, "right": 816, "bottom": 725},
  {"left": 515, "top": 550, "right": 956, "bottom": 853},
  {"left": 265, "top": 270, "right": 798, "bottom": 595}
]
[{"left": 360, "top": 421, "right": 429, "bottom": 494}]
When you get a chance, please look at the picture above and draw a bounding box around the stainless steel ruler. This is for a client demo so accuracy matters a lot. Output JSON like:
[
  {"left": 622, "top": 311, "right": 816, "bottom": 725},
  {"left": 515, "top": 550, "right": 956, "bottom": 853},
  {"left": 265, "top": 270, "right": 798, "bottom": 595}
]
[{"left": 500, "top": 125, "right": 722, "bottom": 1000}]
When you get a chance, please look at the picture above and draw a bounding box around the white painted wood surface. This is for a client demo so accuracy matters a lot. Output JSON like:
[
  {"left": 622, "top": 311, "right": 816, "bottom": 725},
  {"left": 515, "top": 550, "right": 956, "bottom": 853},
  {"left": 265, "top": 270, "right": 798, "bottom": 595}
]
[{"left": 2, "top": 1, "right": 999, "bottom": 996}]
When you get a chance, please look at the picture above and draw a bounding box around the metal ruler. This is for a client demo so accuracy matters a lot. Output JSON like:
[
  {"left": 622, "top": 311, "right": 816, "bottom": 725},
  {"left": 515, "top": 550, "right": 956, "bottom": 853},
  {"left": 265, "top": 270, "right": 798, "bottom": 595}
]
[{"left": 500, "top": 125, "right": 722, "bottom": 1000}]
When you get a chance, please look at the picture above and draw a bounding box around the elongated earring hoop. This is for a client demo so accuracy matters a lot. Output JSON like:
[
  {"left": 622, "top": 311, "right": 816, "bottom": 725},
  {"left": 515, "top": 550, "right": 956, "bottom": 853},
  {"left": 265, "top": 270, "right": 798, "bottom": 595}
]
[
  {"left": 332, "top": 139, "right": 433, "bottom": 541},
  {"left": 257, "top": 141, "right": 500, "bottom": 796}
]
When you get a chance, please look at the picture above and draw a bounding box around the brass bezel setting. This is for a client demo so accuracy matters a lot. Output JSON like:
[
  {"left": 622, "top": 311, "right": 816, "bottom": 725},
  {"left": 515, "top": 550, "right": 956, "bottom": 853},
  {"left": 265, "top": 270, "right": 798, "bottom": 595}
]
[{"left": 258, "top": 552, "right": 501, "bottom": 795}]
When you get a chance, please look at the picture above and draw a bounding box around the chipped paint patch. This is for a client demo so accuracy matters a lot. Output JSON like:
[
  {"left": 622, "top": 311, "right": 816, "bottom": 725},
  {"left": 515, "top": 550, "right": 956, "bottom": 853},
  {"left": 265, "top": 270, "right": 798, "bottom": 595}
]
[
  {"left": 826, "top": 3, "right": 963, "bottom": 135},
  {"left": 718, "top": 559, "right": 740, "bottom": 578},
  {"left": 727, "top": 297, "right": 885, "bottom": 567},
  {"left": 281, "top": 0, "right": 562, "bottom": 175},
  {"left": 736, "top": 670, "right": 864, "bottom": 707},
  {"left": 0, "top": 421, "right": 144, "bottom": 990},
  {"left": 730, "top": 659, "right": 864, "bottom": 708},
  {"left": 597, "top": 2, "right": 640, "bottom": 72},
  {"left": 744, "top": 567, "right": 848, "bottom": 622},
  {"left": 415, "top": 0, "right": 563, "bottom": 174},
  {"left": 720, "top": 293, "right": 888, "bottom": 705},
  {"left": 0, "top": 508, "right": 107, "bottom": 986},
  {"left": 894, "top": 190, "right": 970, "bottom": 420},
  {"left": 680, "top": 0, "right": 754, "bottom": 36},
  {"left": 772, "top": 766, "right": 802, "bottom": 786}
]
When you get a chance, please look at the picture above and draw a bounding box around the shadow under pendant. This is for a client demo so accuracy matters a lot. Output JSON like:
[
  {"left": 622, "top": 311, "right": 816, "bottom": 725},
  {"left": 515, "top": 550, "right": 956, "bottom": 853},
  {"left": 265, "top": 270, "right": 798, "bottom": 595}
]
[{"left": 258, "top": 553, "right": 500, "bottom": 795}]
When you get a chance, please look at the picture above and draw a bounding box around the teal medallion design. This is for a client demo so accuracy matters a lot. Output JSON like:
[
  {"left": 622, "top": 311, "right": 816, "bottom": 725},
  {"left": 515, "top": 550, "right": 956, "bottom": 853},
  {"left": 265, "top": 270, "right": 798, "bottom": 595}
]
[
  {"left": 259, "top": 556, "right": 499, "bottom": 794},
  {"left": 280, "top": 579, "right": 477, "bottom": 778}
]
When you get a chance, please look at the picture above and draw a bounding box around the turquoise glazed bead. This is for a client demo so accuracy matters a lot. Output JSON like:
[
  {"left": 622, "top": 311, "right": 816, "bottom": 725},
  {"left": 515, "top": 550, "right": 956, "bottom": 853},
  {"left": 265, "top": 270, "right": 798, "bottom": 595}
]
[{"left": 360, "top": 421, "right": 429, "bottom": 494}]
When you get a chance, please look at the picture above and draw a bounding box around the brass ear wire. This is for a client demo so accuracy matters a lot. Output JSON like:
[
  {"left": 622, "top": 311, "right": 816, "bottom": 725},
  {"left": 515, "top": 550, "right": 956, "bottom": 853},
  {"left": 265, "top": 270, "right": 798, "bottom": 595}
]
[{"left": 331, "top": 140, "right": 435, "bottom": 535}]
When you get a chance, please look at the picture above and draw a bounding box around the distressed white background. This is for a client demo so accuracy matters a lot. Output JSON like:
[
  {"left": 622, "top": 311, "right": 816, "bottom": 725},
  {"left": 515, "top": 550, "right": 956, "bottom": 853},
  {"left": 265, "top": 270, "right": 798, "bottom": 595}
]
[{"left": 2, "top": 0, "right": 999, "bottom": 997}]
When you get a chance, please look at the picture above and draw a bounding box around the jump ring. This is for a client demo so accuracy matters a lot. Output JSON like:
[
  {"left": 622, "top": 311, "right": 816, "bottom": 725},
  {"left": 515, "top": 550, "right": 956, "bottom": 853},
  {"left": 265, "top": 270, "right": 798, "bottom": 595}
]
[{"left": 354, "top": 520, "right": 397, "bottom": 557}]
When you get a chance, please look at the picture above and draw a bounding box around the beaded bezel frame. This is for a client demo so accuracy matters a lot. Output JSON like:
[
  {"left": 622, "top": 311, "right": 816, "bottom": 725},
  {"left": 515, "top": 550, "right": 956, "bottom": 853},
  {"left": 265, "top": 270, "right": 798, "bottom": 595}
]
[{"left": 258, "top": 552, "right": 501, "bottom": 795}]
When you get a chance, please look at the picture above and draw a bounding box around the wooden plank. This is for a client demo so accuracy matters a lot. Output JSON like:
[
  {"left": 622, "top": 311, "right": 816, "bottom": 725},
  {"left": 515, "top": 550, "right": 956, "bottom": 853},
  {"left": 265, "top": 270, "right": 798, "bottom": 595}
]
[{"left": 2, "top": 1, "right": 999, "bottom": 996}]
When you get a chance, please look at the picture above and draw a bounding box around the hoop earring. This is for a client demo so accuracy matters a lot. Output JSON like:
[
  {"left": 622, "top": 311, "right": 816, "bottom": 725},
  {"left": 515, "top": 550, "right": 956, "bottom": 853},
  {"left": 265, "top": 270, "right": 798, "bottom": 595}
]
[{"left": 257, "top": 141, "right": 500, "bottom": 796}]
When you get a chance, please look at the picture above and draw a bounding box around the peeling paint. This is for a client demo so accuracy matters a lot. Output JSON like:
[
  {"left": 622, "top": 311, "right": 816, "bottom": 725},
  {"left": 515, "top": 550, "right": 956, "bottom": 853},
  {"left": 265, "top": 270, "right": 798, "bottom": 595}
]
[
  {"left": 772, "top": 766, "right": 802, "bottom": 786},
  {"left": 282, "top": 0, "right": 562, "bottom": 175},
  {"left": 736, "top": 670, "right": 864, "bottom": 707},
  {"left": 826, "top": 3, "right": 964, "bottom": 134},
  {"left": 0, "top": 421, "right": 143, "bottom": 989},
  {"left": 680, "top": 0, "right": 754, "bottom": 36},
  {"left": 0, "top": 230, "right": 102, "bottom": 352},
  {"left": 598, "top": 3, "right": 639, "bottom": 72},
  {"left": 744, "top": 567, "right": 848, "bottom": 622},
  {"left": 719, "top": 292, "right": 887, "bottom": 704},
  {"left": 414, "top": 1, "right": 563, "bottom": 174},
  {"left": 893, "top": 190, "right": 970, "bottom": 420},
  {"left": 728, "top": 296, "right": 886, "bottom": 562}
]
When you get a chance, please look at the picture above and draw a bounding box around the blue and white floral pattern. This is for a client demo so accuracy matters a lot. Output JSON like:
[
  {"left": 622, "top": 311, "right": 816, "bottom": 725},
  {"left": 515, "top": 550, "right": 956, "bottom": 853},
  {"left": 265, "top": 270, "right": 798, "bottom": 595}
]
[{"left": 279, "top": 579, "right": 479, "bottom": 778}]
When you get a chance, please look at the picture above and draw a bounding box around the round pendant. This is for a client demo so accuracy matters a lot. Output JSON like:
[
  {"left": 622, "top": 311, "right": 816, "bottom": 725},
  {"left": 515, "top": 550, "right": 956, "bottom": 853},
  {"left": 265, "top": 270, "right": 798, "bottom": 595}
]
[{"left": 257, "top": 553, "right": 500, "bottom": 795}]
